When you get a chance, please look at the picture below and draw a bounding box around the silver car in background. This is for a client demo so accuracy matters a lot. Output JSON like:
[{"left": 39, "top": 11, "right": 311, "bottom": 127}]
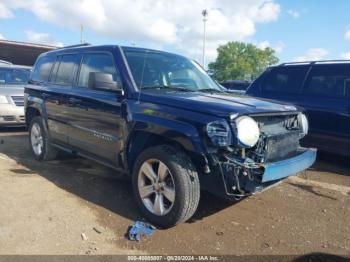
[{"left": 0, "top": 60, "right": 31, "bottom": 126}]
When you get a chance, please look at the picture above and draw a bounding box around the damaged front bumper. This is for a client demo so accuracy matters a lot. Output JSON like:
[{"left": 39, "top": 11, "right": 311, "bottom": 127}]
[
  {"left": 200, "top": 148, "right": 317, "bottom": 200},
  {"left": 262, "top": 148, "right": 317, "bottom": 182}
]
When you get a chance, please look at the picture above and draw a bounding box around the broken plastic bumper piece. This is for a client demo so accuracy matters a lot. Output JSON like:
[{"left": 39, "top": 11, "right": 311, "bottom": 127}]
[
  {"left": 128, "top": 221, "right": 155, "bottom": 241},
  {"left": 262, "top": 148, "right": 317, "bottom": 183}
]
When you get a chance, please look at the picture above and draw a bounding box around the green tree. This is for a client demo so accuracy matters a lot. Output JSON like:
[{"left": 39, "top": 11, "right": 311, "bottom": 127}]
[{"left": 208, "top": 41, "right": 279, "bottom": 82}]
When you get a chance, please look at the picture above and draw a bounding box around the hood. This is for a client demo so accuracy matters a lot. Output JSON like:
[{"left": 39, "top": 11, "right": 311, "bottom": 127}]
[
  {"left": 140, "top": 90, "right": 299, "bottom": 117},
  {"left": 0, "top": 85, "right": 25, "bottom": 96}
]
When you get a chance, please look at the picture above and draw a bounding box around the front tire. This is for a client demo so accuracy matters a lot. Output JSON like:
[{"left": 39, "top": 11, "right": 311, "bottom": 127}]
[
  {"left": 132, "top": 145, "right": 200, "bottom": 228},
  {"left": 29, "top": 116, "right": 57, "bottom": 161}
]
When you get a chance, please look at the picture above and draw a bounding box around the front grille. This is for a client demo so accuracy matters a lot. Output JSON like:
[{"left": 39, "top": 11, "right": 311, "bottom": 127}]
[
  {"left": 1, "top": 116, "right": 15, "bottom": 121},
  {"left": 265, "top": 131, "right": 300, "bottom": 162},
  {"left": 253, "top": 114, "right": 299, "bottom": 135},
  {"left": 11, "top": 96, "right": 24, "bottom": 107},
  {"left": 19, "top": 116, "right": 25, "bottom": 122},
  {"left": 246, "top": 113, "right": 301, "bottom": 163}
]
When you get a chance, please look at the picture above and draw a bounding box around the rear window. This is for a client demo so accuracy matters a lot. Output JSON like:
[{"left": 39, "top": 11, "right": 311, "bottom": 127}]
[
  {"left": 0, "top": 68, "right": 30, "bottom": 85},
  {"left": 261, "top": 66, "right": 309, "bottom": 94},
  {"left": 303, "top": 64, "right": 350, "bottom": 97},
  {"left": 31, "top": 55, "right": 55, "bottom": 82},
  {"left": 51, "top": 54, "right": 79, "bottom": 85}
]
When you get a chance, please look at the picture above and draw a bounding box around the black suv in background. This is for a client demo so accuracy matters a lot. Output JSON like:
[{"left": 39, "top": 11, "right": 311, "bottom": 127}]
[
  {"left": 247, "top": 61, "right": 350, "bottom": 156},
  {"left": 25, "top": 45, "right": 316, "bottom": 228},
  {"left": 221, "top": 80, "right": 251, "bottom": 93}
]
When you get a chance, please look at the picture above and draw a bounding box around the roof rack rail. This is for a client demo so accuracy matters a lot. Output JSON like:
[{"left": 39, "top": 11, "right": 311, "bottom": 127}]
[
  {"left": 0, "top": 59, "right": 13, "bottom": 65},
  {"left": 279, "top": 59, "right": 350, "bottom": 66},
  {"left": 279, "top": 61, "right": 314, "bottom": 66},
  {"left": 315, "top": 59, "right": 350, "bottom": 64},
  {"left": 58, "top": 43, "right": 91, "bottom": 49}
]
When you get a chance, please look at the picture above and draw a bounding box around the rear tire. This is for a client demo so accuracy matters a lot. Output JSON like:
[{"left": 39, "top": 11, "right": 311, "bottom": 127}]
[
  {"left": 29, "top": 116, "right": 57, "bottom": 161},
  {"left": 132, "top": 145, "right": 200, "bottom": 228}
]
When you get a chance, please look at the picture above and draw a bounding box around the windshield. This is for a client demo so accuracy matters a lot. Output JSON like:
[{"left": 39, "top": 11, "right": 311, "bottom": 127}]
[
  {"left": 0, "top": 68, "right": 30, "bottom": 85},
  {"left": 123, "top": 49, "right": 221, "bottom": 91}
]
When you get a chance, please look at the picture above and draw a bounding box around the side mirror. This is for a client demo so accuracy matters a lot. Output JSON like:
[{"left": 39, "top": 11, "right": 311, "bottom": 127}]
[{"left": 88, "top": 72, "right": 124, "bottom": 95}]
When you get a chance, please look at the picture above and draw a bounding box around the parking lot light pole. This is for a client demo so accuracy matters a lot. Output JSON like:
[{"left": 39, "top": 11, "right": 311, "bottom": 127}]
[
  {"left": 80, "top": 24, "right": 84, "bottom": 44},
  {"left": 202, "top": 9, "right": 208, "bottom": 69}
]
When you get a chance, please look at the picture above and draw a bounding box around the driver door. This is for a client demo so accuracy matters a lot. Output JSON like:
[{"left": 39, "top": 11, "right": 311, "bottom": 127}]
[{"left": 64, "top": 52, "right": 125, "bottom": 165}]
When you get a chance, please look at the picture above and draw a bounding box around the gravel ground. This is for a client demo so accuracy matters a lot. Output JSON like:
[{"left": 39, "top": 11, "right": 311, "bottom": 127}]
[{"left": 0, "top": 127, "right": 349, "bottom": 257}]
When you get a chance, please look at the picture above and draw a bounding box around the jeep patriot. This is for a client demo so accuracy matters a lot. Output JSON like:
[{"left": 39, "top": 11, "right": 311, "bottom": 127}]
[{"left": 25, "top": 44, "right": 317, "bottom": 228}]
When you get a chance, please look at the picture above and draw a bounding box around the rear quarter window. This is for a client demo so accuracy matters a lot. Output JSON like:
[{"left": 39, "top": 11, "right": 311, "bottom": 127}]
[
  {"left": 261, "top": 66, "right": 309, "bottom": 95},
  {"left": 31, "top": 55, "right": 56, "bottom": 83}
]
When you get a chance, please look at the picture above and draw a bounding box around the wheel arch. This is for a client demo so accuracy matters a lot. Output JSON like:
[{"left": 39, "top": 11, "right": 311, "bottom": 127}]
[
  {"left": 125, "top": 130, "right": 207, "bottom": 175},
  {"left": 25, "top": 96, "right": 47, "bottom": 128},
  {"left": 25, "top": 107, "right": 41, "bottom": 128}
]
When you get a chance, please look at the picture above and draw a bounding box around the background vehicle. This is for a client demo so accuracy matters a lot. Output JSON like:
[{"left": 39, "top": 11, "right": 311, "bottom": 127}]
[
  {"left": 0, "top": 61, "right": 31, "bottom": 126},
  {"left": 25, "top": 45, "right": 316, "bottom": 228},
  {"left": 220, "top": 80, "right": 251, "bottom": 94},
  {"left": 247, "top": 61, "right": 350, "bottom": 156}
]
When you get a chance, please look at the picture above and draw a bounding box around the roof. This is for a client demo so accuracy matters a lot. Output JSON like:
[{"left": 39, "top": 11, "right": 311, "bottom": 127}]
[
  {"left": 44, "top": 43, "right": 185, "bottom": 58},
  {"left": 0, "top": 40, "right": 57, "bottom": 66},
  {"left": 0, "top": 39, "right": 58, "bottom": 49},
  {"left": 0, "top": 64, "right": 32, "bottom": 69}
]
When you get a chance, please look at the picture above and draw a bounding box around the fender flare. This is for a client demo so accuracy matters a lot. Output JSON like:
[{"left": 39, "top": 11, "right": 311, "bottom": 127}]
[{"left": 25, "top": 96, "right": 48, "bottom": 126}]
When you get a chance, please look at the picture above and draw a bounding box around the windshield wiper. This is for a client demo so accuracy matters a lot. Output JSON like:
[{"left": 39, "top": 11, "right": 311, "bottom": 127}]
[
  {"left": 198, "top": 88, "right": 224, "bottom": 94},
  {"left": 141, "top": 85, "right": 195, "bottom": 92}
]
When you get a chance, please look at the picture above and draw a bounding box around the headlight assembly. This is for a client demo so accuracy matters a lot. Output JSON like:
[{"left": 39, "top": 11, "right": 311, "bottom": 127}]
[
  {"left": 235, "top": 116, "right": 260, "bottom": 148},
  {"left": 206, "top": 121, "right": 232, "bottom": 147},
  {"left": 0, "top": 95, "right": 9, "bottom": 104},
  {"left": 298, "top": 113, "right": 309, "bottom": 138}
]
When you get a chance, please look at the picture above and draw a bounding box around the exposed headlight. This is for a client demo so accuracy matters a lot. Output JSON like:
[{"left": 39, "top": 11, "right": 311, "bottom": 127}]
[
  {"left": 235, "top": 116, "right": 260, "bottom": 148},
  {"left": 298, "top": 113, "right": 309, "bottom": 138},
  {"left": 206, "top": 121, "right": 232, "bottom": 147},
  {"left": 0, "top": 95, "right": 9, "bottom": 104}
]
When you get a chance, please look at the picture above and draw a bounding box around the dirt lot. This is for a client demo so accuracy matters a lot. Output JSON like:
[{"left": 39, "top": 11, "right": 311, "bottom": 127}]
[{"left": 0, "top": 127, "right": 349, "bottom": 256}]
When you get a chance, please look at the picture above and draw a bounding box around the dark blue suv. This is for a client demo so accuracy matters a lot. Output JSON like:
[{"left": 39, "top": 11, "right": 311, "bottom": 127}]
[
  {"left": 25, "top": 45, "right": 316, "bottom": 228},
  {"left": 247, "top": 61, "right": 350, "bottom": 156}
]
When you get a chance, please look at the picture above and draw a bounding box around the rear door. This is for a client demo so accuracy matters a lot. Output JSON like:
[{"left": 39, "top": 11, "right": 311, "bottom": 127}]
[
  {"left": 299, "top": 64, "right": 350, "bottom": 155},
  {"left": 46, "top": 53, "right": 80, "bottom": 144},
  {"left": 29, "top": 54, "right": 69, "bottom": 143},
  {"left": 64, "top": 52, "right": 125, "bottom": 166}
]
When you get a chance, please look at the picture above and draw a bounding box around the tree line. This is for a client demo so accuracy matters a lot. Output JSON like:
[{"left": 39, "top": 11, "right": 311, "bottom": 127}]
[{"left": 208, "top": 41, "right": 279, "bottom": 82}]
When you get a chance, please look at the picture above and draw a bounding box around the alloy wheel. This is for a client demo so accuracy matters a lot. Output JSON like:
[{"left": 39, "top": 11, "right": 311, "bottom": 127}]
[
  {"left": 137, "top": 159, "right": 176, "bottom": 216},
  {"left": 31, "top": 123, "right": 43, "bottom": 156}
]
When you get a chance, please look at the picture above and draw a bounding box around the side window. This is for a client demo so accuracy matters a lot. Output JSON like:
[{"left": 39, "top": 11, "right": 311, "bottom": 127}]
[
  {"left": 261, "top": 66, "right": 309, "bottom": 94},
  {"left": 78, "top": 53, "right": 121, "bottom": 89},
  {"left": 31, "top": 55, "right": 55, "bottom": 82},
  {"left": 51, "top": 54, "right": 79, "bottom": 85},
  {"left": 303, "top": 64, "right": 350, "bottom": 97}
]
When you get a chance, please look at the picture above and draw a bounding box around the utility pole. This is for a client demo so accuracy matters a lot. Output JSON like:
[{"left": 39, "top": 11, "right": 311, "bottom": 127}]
[
  {"left": 202, "top": 9, "right": 208, "bottom": 69},
  {"left": 80, "top": 24, "right": 84, "bottom": 44}
]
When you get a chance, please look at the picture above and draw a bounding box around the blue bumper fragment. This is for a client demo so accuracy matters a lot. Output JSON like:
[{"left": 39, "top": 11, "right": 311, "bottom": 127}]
[
  {"left": 262, "top": 148, "right": 317, "bottom": 183},
  {"left": 128, "top": 221, "right": 155, "bottom": 241}
]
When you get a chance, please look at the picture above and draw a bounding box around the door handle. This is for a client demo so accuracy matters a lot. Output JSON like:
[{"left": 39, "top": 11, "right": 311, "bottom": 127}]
[{"left": 68, "top": 97, "right": 82, "bottom": 104}]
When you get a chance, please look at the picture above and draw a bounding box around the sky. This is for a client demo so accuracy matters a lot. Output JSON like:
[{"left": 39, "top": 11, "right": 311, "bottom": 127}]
[{"left": 1, "top": 0, "right": 350, "bottom": 65}]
